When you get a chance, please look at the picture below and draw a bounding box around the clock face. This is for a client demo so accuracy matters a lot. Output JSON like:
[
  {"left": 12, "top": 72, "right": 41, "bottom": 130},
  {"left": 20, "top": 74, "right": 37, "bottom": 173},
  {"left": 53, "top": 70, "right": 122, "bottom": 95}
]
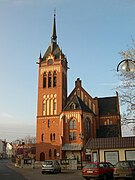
[{"left": 48, "top": 59, "right": 53, "bottom": 65}]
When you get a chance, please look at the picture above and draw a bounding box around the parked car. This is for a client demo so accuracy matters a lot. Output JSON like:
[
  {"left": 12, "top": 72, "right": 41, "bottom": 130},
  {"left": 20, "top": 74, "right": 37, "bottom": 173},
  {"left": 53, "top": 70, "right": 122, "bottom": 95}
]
[
  {"left": 82, "top": 162, "right": 114, "bottom": 180},
  {"left": 41, "top": 160, "right": 61, "bottom": 174},
  {"left": 113, "top": 160, "right": 135, "bottom": 179}
]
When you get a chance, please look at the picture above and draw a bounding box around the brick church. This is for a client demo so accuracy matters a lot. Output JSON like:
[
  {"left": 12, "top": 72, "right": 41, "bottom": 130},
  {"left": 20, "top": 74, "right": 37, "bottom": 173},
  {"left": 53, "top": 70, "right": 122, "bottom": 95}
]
[{"left": 36, "top": 14, "right": 121, "bottom": 161}]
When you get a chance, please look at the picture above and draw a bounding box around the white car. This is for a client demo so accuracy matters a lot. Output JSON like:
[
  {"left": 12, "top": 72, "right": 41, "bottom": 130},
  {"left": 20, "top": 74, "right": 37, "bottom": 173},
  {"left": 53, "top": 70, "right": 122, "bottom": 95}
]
[{"left": 42, "top": 160, "right": 61, "bottom": 174}]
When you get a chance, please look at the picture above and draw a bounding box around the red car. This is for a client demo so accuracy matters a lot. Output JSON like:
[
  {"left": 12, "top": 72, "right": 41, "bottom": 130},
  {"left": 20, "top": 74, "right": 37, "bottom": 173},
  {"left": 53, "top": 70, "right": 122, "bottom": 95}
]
[{"left": 82, "top": 162, "right": 114, "bottom": 180}]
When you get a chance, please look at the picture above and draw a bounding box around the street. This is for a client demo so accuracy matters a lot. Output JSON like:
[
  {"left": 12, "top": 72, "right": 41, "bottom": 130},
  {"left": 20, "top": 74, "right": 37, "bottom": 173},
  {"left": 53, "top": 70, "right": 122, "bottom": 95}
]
[
  {"left": 0, "top": 159, "right": 27, "bottom": 180},
  {"left": 0, "top": 159, "right": 84, "bottom": 180}
]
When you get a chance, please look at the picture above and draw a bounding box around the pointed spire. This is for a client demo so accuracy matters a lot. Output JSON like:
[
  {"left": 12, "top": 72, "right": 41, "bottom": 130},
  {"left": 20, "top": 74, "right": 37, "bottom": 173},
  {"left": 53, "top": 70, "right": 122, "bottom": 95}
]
[
  {"left": 51, "top": 9, "right": 57, "bottom": 44},
  {"left": 39, "top": 51, "right": 42, "bottom": 59}
]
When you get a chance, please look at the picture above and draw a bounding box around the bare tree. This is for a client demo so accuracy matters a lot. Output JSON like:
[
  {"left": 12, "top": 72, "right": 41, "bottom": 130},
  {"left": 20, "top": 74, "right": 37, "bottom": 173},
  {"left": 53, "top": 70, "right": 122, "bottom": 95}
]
[{"left": 117, "top": 39, "right": 135, "bottom": 134}]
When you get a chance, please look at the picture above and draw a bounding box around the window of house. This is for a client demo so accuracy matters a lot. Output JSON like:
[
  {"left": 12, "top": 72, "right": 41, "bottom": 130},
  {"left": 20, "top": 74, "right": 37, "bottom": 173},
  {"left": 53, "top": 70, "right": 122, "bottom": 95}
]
[
  {"left": 41, "top": 133, "right": 44, "bottom": 142},
  {"left": 43, "top": 72, "right": 46, "bottom": 88},
  {"left": 69, "top": 132, "right": 76, "bottom": 140},
  {"left": 53, "top": 133, "right": 55, "bottom": 140},
  {"left": 53, "top": 71, "right": 57, "bottom": 87},
  {"left": 49, "top": 149, "right": 52, "bottom": 157},
  {"left": 48, "top": 119, "right": 50, "bottom": 127},
  {"left": 48, "top": 72, "right": 52, "bottom": 87},
  {"left": 54, "top": 149, "right": 57, "bottom": 157},
  {"left": 85, "top": 118, "right": 90, "bottom": 140},
  {"left": 70, "top": 103, "right": 76, "bottom": 109},
  {"left": 69, "top": 118, "right": 76, "bottom": 129},
  {"left": 50, "top": 133, "right": 52, "bottom": 141}
]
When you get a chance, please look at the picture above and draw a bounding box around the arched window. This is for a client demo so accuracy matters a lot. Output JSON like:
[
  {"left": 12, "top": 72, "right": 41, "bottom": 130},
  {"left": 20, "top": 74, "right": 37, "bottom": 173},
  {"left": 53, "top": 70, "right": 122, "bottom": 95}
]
[
  {"left": 41, "top": 133, "right": 44, "bottom": 142},
  {"left": 54, "top": 149, "right": 57, "bottom": 157},
  {"left": 49, "top": 149, "right": 52, "bottom": 157},
  {"left": 48, "top": 72, "right": 52, "bottom": 87},
  {"left": 70, "top": 103, "right": 76, "bottom": 109},
  {"left": 48, "top": 119, "right": 50, "bottom": 128},
  {"left": 40, "top": 152, "right": 45, "bottom": 161},
  {"left": 85, "top": 118, "right": 90, "bottom": 140},
  {"left": 43, "top": 72, "right": 46, "bottom": 88},
  {"left": 53, "top": 71, "right": 57, "bottom": 87},
  {"left": 69, "top": 118, "right": 76, "bottom": 129},
  {"left": 69, "top": 132, "right": 76, "bottom": 140},
  {"left": 53, "top": 133, "right": 55, "bottom": 140},
  {"left": 50, "top": 133, "right": 52, "bottom": 141}
]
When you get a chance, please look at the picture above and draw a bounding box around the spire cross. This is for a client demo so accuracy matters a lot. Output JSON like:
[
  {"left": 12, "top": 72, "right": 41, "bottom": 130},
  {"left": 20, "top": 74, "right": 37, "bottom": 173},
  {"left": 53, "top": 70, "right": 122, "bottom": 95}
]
[{"left": 54, "top": 8, "right": 56, "bottom": 17}]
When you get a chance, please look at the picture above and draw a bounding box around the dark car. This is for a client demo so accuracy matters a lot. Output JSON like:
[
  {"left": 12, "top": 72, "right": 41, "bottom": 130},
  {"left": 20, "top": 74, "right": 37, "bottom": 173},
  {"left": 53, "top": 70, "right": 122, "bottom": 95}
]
[
  {"left": 82, "top": 162, "right": 114, "bottom": 180},
  {"left": 41, "top": 160, "right": 61, "bottom": 174},
  {"left": 113, "top": 160, "right": 135, "bottom": 180}
]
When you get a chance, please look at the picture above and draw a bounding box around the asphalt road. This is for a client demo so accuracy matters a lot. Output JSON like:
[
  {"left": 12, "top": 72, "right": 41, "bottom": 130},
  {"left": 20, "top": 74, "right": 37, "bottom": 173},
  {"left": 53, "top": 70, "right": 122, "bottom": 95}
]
[
  {"left": 0, "top": 159, "right": 27, "bottom": 180},
  {"left": 0, "top": 159, "right": 84, "bottom": 180}
]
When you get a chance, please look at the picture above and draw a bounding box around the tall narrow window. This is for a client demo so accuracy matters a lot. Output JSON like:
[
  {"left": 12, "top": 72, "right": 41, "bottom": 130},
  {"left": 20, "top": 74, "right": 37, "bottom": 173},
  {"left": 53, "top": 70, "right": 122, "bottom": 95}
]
[
  {"left": 73, "top": 132, "right": 76, "bottom": 140},
  {"left": 41, "top": 133, "right": 44, "bottom": 142},
  {"left": 54, "top": 149, "right": 57, "bottom": 157},
  {"left": 50, "top": 133, "right": 52, "bottom": 141},
  {"left": 48, "top": 119, "right": 50, "bottom": 128},
  {"left": 53, "top": 133, "right": 55, "bottom": 140},
  {"left": 49, "top": 149, "right": 52, "bottom": 157},
  {"left": 85, "top": 118, "right": 90, "bottom": 140},
  {"left": 43, "top": 72, "right": 46, "bottom": 88},
  {"left": 53, "top": 71, "right": 57, "bottom": 87},
  {"left": 48, "top": 72, "right": 52, "bottom": 88},
  {"left": 69, "top": 132, "right": 76, "bottom": 140},
  {"left": 69, "top": 118, "right": 76, "bottom": 129}
]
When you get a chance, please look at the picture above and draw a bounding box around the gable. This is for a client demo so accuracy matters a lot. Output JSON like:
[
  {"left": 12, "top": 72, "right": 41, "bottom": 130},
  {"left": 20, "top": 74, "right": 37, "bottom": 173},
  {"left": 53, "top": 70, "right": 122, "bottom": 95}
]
[{"left": 63, "top": 95, "right": 93, "bottom": 113}]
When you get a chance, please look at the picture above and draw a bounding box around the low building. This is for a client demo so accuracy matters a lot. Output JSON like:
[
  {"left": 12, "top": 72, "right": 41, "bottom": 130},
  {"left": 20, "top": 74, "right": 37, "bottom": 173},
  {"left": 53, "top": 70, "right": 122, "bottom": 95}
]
[
  {"left": 85, "top": 136, "right": 135, "bottom": 165},
  {"left": 6, "top": 142, "right": 13, "bottom": 158}
]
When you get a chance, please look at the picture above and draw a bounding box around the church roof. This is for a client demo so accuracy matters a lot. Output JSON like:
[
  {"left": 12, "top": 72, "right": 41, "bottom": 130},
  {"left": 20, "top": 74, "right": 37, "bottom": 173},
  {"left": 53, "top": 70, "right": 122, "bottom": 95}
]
[
  {"left": 42, "top": 44, "right": 61, "bottom": 61},
  {"left": 63, "top": 95, "right": 93, "bottom": 113}
]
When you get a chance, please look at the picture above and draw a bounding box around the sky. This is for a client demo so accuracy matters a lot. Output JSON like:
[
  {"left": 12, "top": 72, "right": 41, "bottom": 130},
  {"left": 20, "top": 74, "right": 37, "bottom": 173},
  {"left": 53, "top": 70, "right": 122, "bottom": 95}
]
[{"left": 0, "top": 0, "right": 135, "bottom": 142}]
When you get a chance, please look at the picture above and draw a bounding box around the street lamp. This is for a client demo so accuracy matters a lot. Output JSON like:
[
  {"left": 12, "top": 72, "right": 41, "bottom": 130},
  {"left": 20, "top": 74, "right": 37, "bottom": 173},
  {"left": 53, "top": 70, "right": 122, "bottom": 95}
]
[{"left": 117, "top": 59, "right": 135, "bottom": 72}]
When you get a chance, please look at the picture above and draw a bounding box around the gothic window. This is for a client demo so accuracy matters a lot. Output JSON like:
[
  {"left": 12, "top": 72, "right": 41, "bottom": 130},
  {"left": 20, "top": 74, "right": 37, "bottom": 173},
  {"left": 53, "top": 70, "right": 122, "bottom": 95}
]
[
  {"left": 53, "top": 71, "right": 57, "bottom": 87},
  {"left": 85, "top": 118, "right": 90, "bottom": 140},
  {"left": 43, "top": 72, "right": 46, "bottom": 88},
  {"left": 73, "top": 132, "right": 76, "bottom": 140},
  {"left": 49, "top": 149, "right": 52, "bottom": 157},
  {"left": 41, "top": 133, "right": 44, "bottom": 142},
  {"left": 53, "top": 133, "right": 56, "bottom": 140},
  {"left": 50, "top": 133, "right": 52, "bottom": 141},
  {"left": 48, "top": 72, "right": 52, "bottom": 88},
  {"left": 54, "top": 149, "right": 57, "bottom": 157},
  {"left": 70, "top": 102, "right": 76, "bottom": 109},
  {"left": 40, "top": 152, "right": 45, "bottom": 161},
  {"left": 69, "top": 132, "right": 76, "bottom": 140},
  {"left": 69, "top": 118, "right": 76, "bottom": 129}
]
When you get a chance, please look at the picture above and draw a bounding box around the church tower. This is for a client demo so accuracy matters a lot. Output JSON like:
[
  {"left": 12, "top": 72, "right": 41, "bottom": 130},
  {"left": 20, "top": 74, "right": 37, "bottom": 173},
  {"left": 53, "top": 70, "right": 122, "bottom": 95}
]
[{"left": 36, "top": 13, "right": 68, "bottom": 161}]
